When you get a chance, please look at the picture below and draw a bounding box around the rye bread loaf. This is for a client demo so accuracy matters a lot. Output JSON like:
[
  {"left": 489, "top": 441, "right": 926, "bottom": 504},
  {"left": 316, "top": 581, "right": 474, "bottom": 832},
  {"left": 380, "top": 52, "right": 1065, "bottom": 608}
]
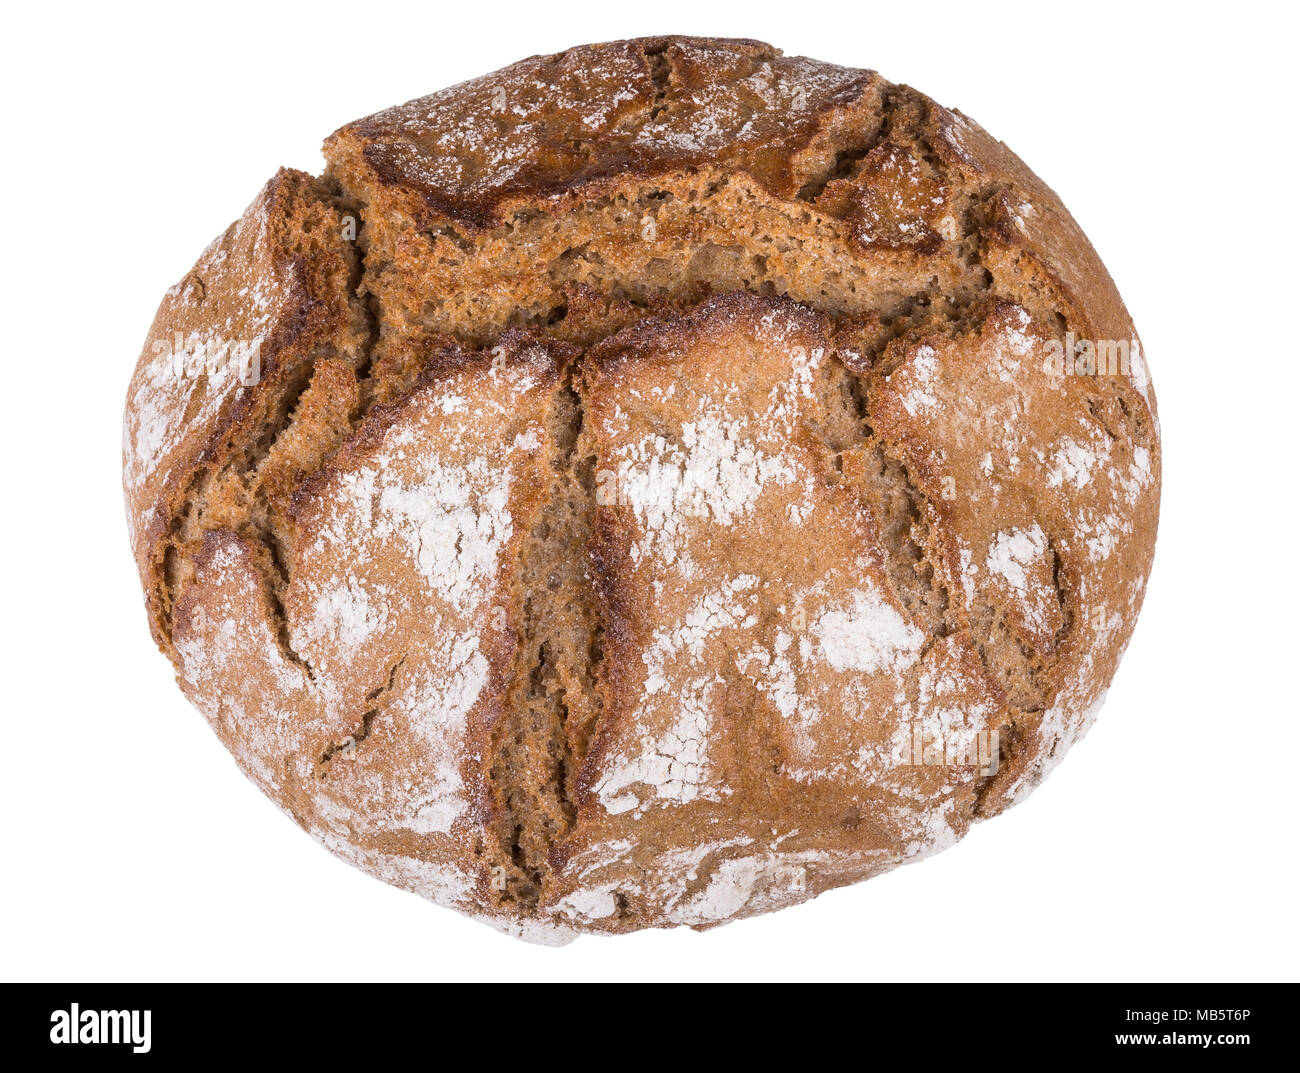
[{"left": 122, "top": 36, "right": 1160, "bottom": 942}]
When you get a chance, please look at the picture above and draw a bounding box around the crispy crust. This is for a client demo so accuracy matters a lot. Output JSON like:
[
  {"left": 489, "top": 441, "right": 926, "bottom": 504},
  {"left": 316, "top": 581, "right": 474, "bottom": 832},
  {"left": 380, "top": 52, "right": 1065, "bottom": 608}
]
[{"left": 122, "top": 36, "right": 1159, "bottom": 941}]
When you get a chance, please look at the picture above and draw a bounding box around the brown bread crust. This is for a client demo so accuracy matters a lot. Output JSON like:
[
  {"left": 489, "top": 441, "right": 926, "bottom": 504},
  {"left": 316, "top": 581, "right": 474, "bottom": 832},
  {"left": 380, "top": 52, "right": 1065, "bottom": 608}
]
[{"left": 123, "top": 36, "right": 1159, "bottom": 942}]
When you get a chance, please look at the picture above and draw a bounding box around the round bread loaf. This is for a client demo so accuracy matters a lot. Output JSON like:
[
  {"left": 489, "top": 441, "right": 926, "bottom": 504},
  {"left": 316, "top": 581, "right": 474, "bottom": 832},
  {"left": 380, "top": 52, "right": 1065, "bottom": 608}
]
[{"left": 122, "top": 36, "right": 1160, "bottom": 942}]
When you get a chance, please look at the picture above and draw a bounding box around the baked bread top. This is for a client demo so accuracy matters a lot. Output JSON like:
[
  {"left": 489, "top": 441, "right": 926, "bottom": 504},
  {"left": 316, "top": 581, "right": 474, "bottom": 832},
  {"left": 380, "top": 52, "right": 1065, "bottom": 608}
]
[{"left": 123, "top": 36, "right": 1159, "bottom": 941}]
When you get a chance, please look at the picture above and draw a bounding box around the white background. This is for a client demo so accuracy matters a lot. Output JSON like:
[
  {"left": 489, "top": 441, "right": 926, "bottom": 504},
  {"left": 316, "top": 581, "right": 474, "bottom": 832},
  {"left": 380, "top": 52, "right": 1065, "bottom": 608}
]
[{"left": 3, "top": 0, "right": 1296, "bottom": 982}]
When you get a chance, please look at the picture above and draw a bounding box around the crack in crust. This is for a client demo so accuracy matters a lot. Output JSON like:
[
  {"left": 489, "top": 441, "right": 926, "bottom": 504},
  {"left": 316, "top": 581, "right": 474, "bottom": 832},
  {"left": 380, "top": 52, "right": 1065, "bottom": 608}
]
[
  {"left": 317, "top": 657, "right": 405, "bottom": 772},
  {"left": 829, "top": 305, "right": 1077, "bottom": 807},
  {"left": 486, "top": 368, "right": 603, "bottom": 907}
]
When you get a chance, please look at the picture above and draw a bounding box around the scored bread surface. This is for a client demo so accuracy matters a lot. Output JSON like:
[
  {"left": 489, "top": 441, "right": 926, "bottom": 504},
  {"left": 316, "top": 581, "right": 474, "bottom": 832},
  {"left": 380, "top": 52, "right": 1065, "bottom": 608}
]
[{"left": 122, "top": 36, "right": 1159, "bottom": 942}]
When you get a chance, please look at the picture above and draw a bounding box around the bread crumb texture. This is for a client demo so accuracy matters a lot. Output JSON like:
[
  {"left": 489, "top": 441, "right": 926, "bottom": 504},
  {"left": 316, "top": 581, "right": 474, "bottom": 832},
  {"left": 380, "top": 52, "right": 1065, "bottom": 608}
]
[{"left": 122, "top": 37, "right": 1159, "bottom": 942}]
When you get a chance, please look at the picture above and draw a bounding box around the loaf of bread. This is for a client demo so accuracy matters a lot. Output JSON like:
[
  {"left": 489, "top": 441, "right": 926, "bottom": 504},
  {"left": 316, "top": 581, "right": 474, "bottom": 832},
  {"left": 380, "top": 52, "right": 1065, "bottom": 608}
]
[{"left": 122, "top": 36, "right": 1159, "bottom": 942}]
